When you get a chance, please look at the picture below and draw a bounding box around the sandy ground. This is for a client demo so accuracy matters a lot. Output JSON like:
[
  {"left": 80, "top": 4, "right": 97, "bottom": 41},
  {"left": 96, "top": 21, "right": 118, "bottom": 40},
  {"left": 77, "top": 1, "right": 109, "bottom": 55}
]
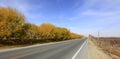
[{"left": 88, "top": 40, "right": 112, "bottom": 59}]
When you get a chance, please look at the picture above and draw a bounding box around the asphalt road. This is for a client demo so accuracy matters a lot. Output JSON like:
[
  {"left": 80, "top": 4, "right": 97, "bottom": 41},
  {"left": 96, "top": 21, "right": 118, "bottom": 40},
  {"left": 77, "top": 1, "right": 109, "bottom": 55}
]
[{"left": 0, "top": 38, "right": 88, "bottom": 59}]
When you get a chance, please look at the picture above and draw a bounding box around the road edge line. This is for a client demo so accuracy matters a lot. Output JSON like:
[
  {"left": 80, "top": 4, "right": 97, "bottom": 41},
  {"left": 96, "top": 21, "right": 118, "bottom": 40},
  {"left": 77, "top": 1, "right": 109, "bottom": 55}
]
[{"left": 72, "top": 39, "right": 88, "bottom": 59}]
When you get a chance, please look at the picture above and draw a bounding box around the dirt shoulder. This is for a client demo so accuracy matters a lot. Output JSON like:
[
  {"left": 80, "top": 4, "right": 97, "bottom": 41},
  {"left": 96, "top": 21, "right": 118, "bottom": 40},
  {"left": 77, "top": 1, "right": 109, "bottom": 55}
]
[{"left": 88, "top": 39, "right": 112, "bottom": 59}]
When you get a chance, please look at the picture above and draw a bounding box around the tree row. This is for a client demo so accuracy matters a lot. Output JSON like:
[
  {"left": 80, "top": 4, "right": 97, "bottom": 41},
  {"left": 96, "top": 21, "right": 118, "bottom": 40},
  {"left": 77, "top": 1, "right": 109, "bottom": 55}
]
[{"left": 0, "top": 7, "right": 83, "bottom": 45}]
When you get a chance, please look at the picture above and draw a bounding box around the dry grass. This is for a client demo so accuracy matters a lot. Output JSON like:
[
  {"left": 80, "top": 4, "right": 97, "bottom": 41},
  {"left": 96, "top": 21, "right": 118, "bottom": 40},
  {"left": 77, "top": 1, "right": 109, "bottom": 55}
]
[
  {"left": 88, "top": 40, "right": 112, "bottom": 59},
  {"left": 90, "top": 37, "right": 120, "bottom": 59}
]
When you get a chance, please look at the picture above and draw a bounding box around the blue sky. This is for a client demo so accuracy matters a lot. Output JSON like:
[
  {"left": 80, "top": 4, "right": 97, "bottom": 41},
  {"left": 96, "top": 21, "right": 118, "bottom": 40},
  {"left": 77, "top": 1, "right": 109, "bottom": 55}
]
[{"left": 0, "top": 0, "right": 120, "bottom": 37}]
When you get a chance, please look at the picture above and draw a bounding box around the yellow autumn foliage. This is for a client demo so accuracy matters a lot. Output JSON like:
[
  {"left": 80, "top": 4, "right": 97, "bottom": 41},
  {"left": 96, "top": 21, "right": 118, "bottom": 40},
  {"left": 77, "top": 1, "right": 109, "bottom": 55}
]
[{"left": 0, "top": 7, "right": 83, "bottom": 45}]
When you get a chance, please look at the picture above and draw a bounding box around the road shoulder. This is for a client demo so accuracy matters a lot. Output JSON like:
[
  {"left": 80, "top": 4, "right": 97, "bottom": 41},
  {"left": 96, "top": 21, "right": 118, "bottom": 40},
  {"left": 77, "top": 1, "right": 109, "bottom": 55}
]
[{"left": 88, "top": 39, "right": 112, "bottom": 59}]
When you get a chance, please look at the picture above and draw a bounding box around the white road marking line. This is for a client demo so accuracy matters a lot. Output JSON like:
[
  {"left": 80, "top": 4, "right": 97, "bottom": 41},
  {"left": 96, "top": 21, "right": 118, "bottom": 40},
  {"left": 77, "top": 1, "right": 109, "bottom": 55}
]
[{"left": 72, "top": 39, "right": 87, "bottom": 59}]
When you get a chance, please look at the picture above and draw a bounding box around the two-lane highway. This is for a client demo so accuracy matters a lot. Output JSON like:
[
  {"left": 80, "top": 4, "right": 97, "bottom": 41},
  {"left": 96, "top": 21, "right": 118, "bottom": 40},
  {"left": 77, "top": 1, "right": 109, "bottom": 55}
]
[{"left": 0, "top": 38, "right": 88, "bottom": 59}]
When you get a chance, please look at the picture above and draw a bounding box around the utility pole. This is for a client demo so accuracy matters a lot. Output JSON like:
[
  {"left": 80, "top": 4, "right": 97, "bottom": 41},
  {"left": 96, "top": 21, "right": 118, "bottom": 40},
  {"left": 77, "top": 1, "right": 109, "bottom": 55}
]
[{"left": 98, "top": 31, "right": 100, "bottom": 40}]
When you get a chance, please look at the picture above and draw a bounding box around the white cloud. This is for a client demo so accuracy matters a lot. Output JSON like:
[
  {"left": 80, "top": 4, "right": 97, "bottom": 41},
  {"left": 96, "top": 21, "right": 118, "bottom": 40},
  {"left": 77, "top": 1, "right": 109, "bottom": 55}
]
[
  {"left": 83, "top": 0, "right": 120, "bottom": 11},
  {"left": 68, "top": 0, "right": 120, "bottom": 37},
  {"left": 81, "top": 10, "right": 120, "bottom": 16}
]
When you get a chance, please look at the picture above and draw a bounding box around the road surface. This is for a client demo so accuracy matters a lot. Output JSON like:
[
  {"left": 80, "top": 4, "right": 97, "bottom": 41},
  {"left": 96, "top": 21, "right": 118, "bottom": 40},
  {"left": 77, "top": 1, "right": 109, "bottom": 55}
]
[{"left": 0, "top": 38, "right": 88, "bottom": 59}]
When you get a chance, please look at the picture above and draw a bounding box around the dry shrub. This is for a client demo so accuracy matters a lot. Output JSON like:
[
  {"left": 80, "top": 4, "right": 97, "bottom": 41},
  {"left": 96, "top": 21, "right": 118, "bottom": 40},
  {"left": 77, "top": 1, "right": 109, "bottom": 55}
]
[{"left": 90, "top": 37, "right": 120, "bottom": 58}]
